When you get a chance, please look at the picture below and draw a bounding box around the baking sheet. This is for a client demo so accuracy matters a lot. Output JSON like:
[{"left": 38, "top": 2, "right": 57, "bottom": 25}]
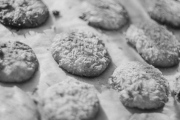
[{"left": 0, "top": 0, "right": 180, "bottom": 120}]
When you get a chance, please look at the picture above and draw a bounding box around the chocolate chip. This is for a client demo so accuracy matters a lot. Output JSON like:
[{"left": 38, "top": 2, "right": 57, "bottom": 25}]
[{"left": 52, "top": 10, "right": 60, "bottom": 17}]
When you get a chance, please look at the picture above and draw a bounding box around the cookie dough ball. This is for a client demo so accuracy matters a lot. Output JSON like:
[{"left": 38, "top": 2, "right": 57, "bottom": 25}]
[
  {"left": 148, "top": 0, "right": 180, "bottom": 28},
  {"left": 126, "top": 22, "right": 179, "bottom": 68},
  {"left": 0, "top": 0, "right": 49, "bottom": 28},
  {"left": 40, "top": 78, "right": 99, "bottom": 120},
  {"left": 80, "top": 0, "right": 128, "bottom": 30},
  {"left": 109, "top": 61, "right": 169, "bottom": 109},
  {"left": 51, "top": 30, "right": 111, "bottom": 77},
  {"left": 0, "top": 86, "right": 39, "bottom": 120},
  {"left": 0, "top": 41, "right": 39, "bottom": 82}
]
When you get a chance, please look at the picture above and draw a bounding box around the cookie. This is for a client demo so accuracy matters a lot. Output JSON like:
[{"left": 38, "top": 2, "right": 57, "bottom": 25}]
[
  {"left": 80, "top": 0, "right": 128, "bottom": 30},
  {"left": 0, "top": 41, "right": 39, "bottom": 82},
  {"left": 51, "top": 30, "right": 111, "bottom": 77},
  {"left": 147, "top": 0, "right": 180, "bottom": 28},
  {"left": 109, "top": 61, "right": 169, "bottom": 109},
  {"left": 0, "top": 86, "right": 39, "bottom": 120},
  {"left": 126, "top": 22, "right": 179, "bottom": 68},
  {"left": 40, "top": 77, "right": 99, "bottom": 120},
  {"left": 0, "top": 0, "right": 49, "bottom": 28}
]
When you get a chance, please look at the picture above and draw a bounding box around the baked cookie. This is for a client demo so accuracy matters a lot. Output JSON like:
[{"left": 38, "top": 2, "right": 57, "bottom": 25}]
[
  {"left": 51, "top": 30, "right": 110, "bottom": 77},
  {"left": 109, "top": 61, "right": 169, "bottom": 109},
  {"left": 40, "top": 77, "right": 99, "bottom": 120},
  {"left": 147, "top": 0, "right": 180, "bottom": 28},
  {"left": 0, "top": 86, "right": 39, "bottom": 120},
  {"left": 126, "top": 22, "right": 179, "bottom": 68},
  {"left": 0, "top": 41, "right": 39, "bottom": 82},
  {"left": 80, "top": 0, "right": 128, "bottom": 30},
  {"left": 0, "top": 0, "right": 49, "bottom": 28}
]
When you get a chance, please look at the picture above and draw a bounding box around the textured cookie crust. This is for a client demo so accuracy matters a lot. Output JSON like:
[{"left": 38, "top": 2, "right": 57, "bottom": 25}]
[
  {"left": 80, "top": 0, "right": 128, "bottom": 30},
  {"left": 40, "top": 78, "right": 99, "bottom": 120},
  {"left": 0, "top": 41, "right": 39, "bottom": 82},
  {"left": 51, "top": 30, "right": 111, "bottom": 77},
  {"left": 0, "top": 0, "right": 49, "bottom": 28},
  {"left": 109, "top": 61, "right": 169, "bottom": 109},
  {"left": 0, "top": 86, "right": 39, "bottom": 120},
  {"left": 126, "top": 22, "right": 179, "bottom": 67},
  {"left": 148, "top": 0, "right": 180, "bottom": 28}
]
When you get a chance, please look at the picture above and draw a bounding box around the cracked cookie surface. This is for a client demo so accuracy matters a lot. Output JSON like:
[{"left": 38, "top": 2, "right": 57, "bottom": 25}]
[
  {"left": 51, "top": 30, "right": 111, "bottom": 77},
  {"left": 80, "top": 0, "right": 128, "bottom": 30},
  {"left": 0, "top": 41, "right": 38, "bottom": 82},
  {"left": 40, "top": 78, "right": 99, "bottom": 120},
  {"left": 148, "top": 0, "right": 180, "bottom": 28},
  {"left": 126, "top": 22, "right": 179, "bottom": 67},
  {"left": 109, "top": 61, "right": 169, "bottom": 109},
  {"left": 0, "top": 0, "right": 49, "bottom": 28}
]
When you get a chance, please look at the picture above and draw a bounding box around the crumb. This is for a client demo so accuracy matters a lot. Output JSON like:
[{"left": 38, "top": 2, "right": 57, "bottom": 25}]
[{"left": 52, "top": 10, "right": 60, "bottom": 17}]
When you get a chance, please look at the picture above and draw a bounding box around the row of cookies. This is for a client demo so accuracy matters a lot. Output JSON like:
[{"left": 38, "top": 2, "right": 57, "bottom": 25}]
[
  {"left": 0, "top": 0, "right": 179, "bottom": 31},
  {"left": 0, "top": 31, "right": 167, "bottom": 118},
  {"left": 0, "top": 78, "right": 100, "bottom": 120},
  {"left": 0, "top": 0, "right": 179, "bottom": 70},
  {"left": 107, "top": 0, "right": 180, "bottom": 110},
  {"left": 116, "top": 0, "right": 180, "bottom": 68},
  {"left": 0, "top": 0, "right": 127, "bottom": 30},
  {"left": 49, "top": 26, "right": 172, "bottom": 110},
  {"left": 102, "top": 0, "right": 176, "bottom": 110},
  {"left": 0, "top": 0, "right": 124, "bottom": 81},
  {"left": 0, "top": 0, "right": 178, "bottom": 95},
  {"left": 49, "top": 0, "right": 180, "bottom": 77},
  {"left": 80, "top": 0, "right": 180, "bottom": 29},
  {"left": 0, "top": 0, "right": 114, "bottom": 81},
  {"left": 0, "top": 30, "right": 110, "bottom": 83},
  {"left": 0, "top": 0, "right": 49, "bottom": 82},
  {"left": 0, "top": 0, "right": 48, "bottom": 82},
  {"left": 0, "top": 1, "right": 111, "bottom": 118},
  {"left": 0, "top": 0, "right": 180, "bottom": 119},
  {"left": 48, "top": 0, "right": 180, "bottom": 79},
  {"left": 0, "top": 60, "right": 173, "bottom": 119},
  {"left": 0, "top": 62, "right": 171, "bottom": 119},
  {"left": 58, "top": 0, "right": 180, "bottom": 68},
  {"left": 0, "top": 53, "right": 172, "bottom": 119},
  {"left": 49, "top": 28, "right": 172, "bottom": 110}
]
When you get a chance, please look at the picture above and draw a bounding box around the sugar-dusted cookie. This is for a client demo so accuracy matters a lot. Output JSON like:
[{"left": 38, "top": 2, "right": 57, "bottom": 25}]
[
  {"left": 148, "top": 0, "right": 180, "bottom": 28},
  {"left": 126, "top": 22, "right": 179, "bottom": 67},
  {"left": 0, "top": 0, "right": 49, "bottom": 28},
  {"left": 80, "top": 0, "right": 128, "bottom": 30},
  {"left": 51, "top": 30, "right": 111, "bottom": 77},
  {"left": 40, "top": 77, "right": 99, "bottom": 120},
  {"left": 109, "top": 61, "right": 169, "bottom": 109},
  {"left": 0, "top": 41, "right": 39, "bottom": 82}
]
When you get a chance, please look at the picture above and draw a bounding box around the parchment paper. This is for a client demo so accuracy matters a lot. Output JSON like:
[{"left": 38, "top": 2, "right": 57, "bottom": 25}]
[{"left": 0, "top": 0, "right": 180, "bottom": 120}]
